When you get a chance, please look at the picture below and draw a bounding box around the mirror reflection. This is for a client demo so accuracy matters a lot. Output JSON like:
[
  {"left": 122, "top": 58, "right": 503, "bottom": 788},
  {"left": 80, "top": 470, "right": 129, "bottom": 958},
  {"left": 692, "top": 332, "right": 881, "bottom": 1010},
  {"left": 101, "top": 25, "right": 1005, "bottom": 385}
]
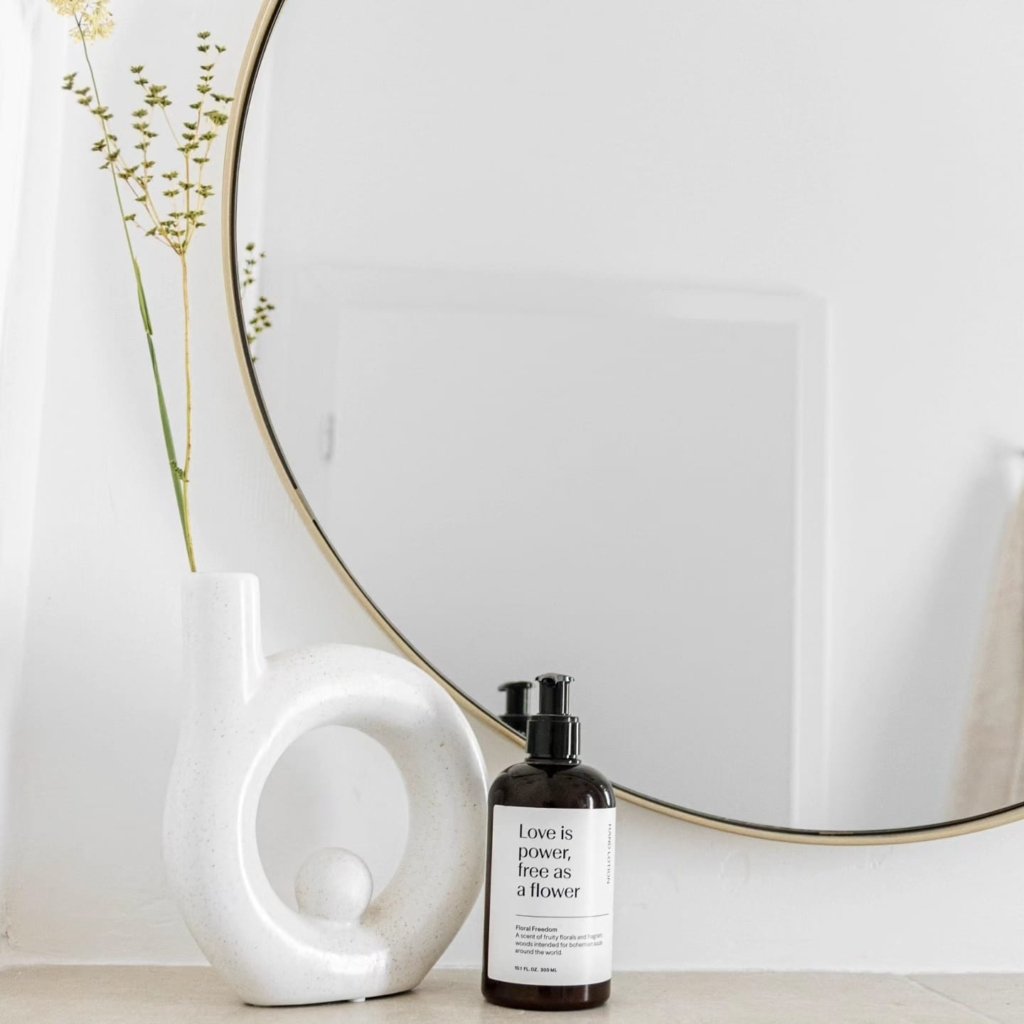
[{"left": 236, "top": 0, "right": 1024, "bottom": 833}]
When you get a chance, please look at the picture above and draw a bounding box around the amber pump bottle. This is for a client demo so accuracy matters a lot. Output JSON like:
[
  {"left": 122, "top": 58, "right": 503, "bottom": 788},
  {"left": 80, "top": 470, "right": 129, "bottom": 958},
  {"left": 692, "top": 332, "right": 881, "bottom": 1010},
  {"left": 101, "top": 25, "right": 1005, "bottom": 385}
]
[{"left": 482, "top": 674, "right": 616, "bottom": 1011}]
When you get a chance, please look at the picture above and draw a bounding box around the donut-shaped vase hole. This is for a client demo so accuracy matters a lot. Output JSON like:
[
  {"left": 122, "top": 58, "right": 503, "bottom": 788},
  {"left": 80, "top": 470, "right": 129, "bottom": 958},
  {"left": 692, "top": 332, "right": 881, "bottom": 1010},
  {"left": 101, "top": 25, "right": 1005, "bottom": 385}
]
[{"left": 256, "top": 724, "right": 409, "bottom": 912}]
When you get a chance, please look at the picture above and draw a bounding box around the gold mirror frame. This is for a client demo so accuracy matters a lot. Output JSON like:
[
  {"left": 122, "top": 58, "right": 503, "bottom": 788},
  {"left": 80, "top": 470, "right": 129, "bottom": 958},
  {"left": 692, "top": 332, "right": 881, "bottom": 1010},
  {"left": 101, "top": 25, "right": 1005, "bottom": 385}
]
[{"left": 222, "top": 0, "right": 1024, "bottom": 845}]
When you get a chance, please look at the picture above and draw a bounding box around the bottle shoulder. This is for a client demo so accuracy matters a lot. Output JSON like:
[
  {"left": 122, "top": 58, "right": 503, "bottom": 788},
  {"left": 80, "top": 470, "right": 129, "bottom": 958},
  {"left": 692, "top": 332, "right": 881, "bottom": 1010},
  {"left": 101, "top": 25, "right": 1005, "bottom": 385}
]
[{"left": 489, "top": 759, "right": 616, "bottom": 809}]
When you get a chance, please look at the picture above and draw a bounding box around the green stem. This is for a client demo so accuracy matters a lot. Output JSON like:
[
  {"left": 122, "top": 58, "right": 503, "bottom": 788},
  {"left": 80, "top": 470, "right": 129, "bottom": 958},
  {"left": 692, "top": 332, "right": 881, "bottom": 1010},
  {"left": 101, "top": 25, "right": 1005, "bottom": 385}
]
[
  {"left": 77, "top": 20, "right": 191, "bottom": 565},
  {"left": 179, "top": 254, "right": 197, "bottom": 572}
]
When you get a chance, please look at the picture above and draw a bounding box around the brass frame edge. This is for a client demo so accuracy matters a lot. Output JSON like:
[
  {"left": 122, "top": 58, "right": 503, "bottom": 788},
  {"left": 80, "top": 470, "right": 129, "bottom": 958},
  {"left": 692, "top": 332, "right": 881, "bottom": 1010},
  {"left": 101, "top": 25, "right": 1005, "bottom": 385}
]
[{"left": 220, "top": 0, "right": 1024, "bottom": 847}]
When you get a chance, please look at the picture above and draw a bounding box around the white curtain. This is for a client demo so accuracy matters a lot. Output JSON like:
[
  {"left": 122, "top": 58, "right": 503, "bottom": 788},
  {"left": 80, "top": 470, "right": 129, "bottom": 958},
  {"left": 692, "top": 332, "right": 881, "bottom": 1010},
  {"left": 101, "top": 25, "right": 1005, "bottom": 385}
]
[
  {"left": 952, "top": 487, "right": 1024, "bottom": 818},
  {"left": 0, "top": 0, "right": 68, "bottom": 938}
]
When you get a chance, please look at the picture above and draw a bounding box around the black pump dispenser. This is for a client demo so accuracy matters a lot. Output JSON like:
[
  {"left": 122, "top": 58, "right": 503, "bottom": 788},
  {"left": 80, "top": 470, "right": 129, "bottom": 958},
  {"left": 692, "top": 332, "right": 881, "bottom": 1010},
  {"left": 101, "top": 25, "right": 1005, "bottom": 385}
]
[
  {"left": 526, "top": 673, "right": 580, "bottom": 762},
  {"left": 498, "top": 680, "right": 532, "bottom": 734}
]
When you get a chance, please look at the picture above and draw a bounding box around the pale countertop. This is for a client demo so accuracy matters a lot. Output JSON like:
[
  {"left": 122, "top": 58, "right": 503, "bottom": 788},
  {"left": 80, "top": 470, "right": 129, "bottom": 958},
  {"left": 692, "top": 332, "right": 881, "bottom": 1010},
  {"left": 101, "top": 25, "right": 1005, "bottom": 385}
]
[{"left": 2, "top": 967, "right": 1023, "bottom": 1023}]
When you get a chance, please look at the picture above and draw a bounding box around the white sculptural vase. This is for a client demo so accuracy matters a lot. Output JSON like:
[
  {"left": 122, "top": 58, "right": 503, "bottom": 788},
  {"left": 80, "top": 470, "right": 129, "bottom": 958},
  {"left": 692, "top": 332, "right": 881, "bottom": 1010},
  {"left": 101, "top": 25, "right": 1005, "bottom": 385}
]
[{"left": 163, "top": 573, "right": 487, "bottom": 1006}]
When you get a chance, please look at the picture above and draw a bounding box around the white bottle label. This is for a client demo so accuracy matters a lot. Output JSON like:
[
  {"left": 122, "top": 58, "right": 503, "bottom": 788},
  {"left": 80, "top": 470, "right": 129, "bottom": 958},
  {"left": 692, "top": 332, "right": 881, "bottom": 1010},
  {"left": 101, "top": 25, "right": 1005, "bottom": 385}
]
[{"left": 486, "top": 805, "right": 615, "bottom": 986}]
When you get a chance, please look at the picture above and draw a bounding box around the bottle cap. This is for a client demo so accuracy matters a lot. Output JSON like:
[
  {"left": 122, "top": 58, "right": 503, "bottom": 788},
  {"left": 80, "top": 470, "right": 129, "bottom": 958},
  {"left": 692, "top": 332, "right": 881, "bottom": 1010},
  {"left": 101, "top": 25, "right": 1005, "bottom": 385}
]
[
  {"left": 498, "top": 680, "right": 532, "bottom": 734},
  {"left": 526, "top": 673, "right": 580, "bottom": 762}
]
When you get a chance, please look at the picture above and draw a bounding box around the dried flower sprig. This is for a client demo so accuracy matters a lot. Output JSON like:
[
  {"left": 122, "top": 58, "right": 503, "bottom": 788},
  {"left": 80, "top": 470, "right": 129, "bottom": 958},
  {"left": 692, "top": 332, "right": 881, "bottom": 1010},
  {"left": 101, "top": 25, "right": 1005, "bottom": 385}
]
[
  {"left": 241, "top": 243, "right": 275, "bottom": 359},
  {"left": 52, "top": 0, "right": 114, "bottom": 41},
  {"left": 51, "top": 2, "right": 234, "bottom": 572}
]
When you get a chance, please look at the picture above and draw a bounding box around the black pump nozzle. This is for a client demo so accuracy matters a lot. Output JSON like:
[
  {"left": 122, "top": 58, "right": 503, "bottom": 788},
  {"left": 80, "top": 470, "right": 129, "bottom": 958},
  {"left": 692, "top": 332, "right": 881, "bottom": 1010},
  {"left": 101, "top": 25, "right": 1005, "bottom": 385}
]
[
  {"left": 498, "top": 680, "right": 532, "bottom": 734},
  {"left": 526, "top": 673, "right": 580, "bottom": 762},
  {"left": 537, "top": 673, "right": 571, "bottom": 715}
]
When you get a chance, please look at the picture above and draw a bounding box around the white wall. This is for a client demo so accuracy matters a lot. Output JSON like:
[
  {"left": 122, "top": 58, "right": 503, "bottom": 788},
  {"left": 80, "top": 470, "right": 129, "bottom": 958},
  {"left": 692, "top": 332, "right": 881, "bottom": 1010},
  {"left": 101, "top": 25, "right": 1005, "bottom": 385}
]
[{"left": 4, "top": 0, "right": 1024, "bottom": 973}]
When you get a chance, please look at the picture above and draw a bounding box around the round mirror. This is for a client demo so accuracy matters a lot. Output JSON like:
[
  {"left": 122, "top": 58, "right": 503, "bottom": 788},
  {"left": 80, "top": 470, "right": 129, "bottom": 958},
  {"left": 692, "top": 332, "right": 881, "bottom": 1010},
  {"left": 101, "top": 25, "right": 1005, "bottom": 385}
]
[{"left": 230, "top": 0, "right": 1024, "bottom": 839}]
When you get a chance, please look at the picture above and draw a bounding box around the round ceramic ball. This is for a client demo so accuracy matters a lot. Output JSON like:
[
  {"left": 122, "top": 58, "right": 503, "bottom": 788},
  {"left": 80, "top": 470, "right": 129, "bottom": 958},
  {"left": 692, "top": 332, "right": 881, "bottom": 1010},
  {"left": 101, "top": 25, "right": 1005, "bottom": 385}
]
[{"left": 295, "top": 847, "right": 373, "bottom": 923}]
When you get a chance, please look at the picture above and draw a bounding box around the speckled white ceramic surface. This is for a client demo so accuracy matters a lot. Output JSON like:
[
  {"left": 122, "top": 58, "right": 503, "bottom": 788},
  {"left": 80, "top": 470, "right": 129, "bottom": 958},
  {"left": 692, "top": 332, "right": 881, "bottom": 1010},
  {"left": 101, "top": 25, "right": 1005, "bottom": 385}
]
[{"left": 163, "top": 574, "right": 487, "bottom": 1007}]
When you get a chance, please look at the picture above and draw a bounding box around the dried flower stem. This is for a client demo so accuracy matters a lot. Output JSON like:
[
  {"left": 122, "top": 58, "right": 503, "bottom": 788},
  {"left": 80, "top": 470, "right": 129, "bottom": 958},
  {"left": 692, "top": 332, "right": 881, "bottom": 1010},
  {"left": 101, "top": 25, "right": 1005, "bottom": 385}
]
[
  {"left": 60, "top": 17, "right": 234, "bottom": 572},
  {"left": 180, "top": 254, "right": 196, "bottom": 571},
  {"left": 75, "top": 15, "right": 189, "bottom": 556}
]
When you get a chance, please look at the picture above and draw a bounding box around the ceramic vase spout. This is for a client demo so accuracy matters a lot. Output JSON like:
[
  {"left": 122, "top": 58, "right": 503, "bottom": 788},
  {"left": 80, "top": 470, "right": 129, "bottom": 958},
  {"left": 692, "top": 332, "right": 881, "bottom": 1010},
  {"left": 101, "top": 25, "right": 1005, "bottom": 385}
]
[{"left": 183, "top": 572, "right": 266, "bottom": 706}]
